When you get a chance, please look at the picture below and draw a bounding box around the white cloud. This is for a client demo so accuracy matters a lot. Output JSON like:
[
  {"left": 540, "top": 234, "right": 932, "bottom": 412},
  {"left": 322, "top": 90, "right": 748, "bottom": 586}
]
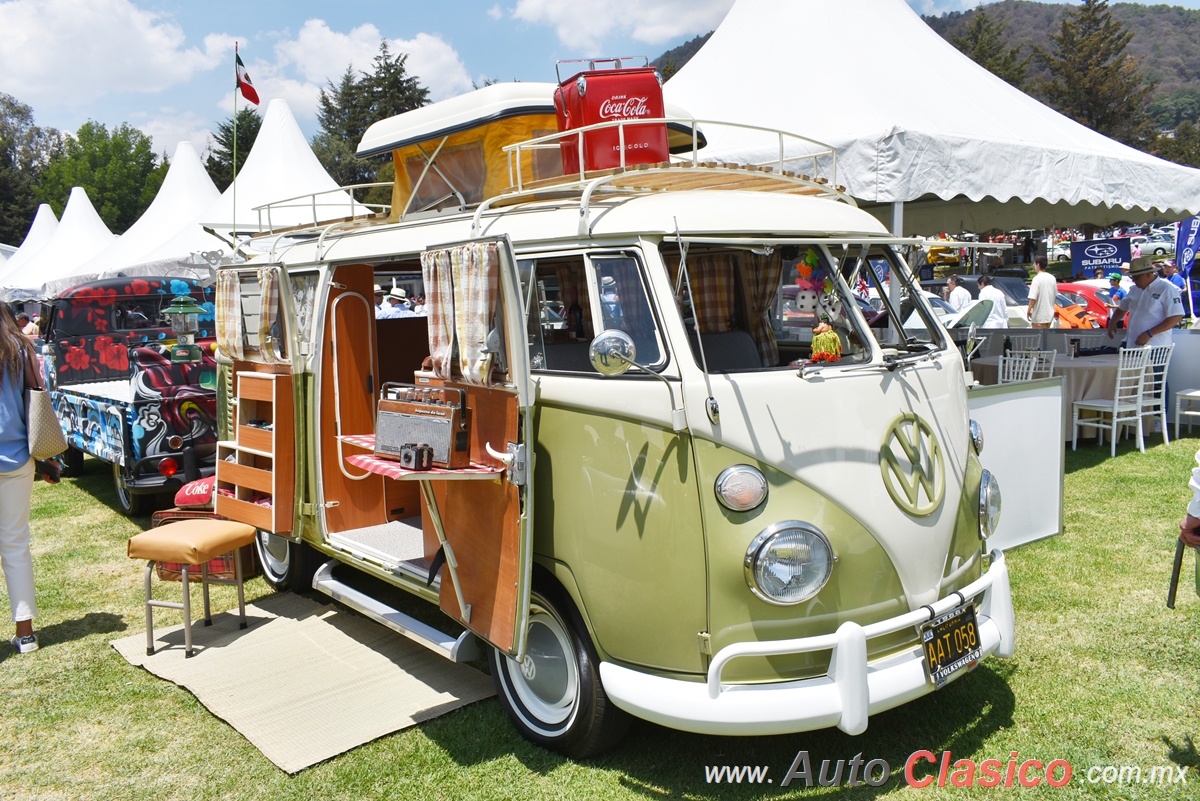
[
  {"left": 510, "top": 0, "right": 733, "bottom": 52},
  {"left": 487, "top": 4, "right": 504, "bottom": 21},
  {"left": 137, "top": 110, "right": 213, "bottom": 158},
  {"left": 268, "top": 19, "right": 471, "bottom": 106},
  {"left": 0, "top": 0, "right": 225, "bottom": 107}
]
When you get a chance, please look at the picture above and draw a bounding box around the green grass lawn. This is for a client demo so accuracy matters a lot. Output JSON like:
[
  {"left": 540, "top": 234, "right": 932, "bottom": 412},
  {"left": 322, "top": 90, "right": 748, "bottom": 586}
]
[{"left": 2, "top": 437, "right": 1199, "bottom": 800}]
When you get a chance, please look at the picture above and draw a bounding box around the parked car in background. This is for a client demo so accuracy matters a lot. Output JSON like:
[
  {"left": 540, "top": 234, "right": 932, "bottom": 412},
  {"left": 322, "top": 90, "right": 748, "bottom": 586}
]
[
  {"left": 1054, "top": 292, "right": 1101, "bottom": 329},
  {"left": 1047, "top": 241, "right": 1072, "bottom": 261},
  {"left": 1057, "top": 282, "right": 1117, "bottom": 328},
  {"left": 1130, "top": 234, "right": 1174, "bottom": 256}
]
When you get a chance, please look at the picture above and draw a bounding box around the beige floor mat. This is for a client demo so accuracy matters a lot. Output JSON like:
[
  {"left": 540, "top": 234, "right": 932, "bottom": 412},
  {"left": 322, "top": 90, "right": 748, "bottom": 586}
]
[{"left": 111, "top": 592, "right": 494, "bottom": 773}]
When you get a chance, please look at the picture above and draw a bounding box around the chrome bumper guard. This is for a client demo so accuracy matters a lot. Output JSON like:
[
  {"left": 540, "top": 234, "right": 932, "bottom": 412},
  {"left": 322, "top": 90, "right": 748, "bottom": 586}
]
[{"left": 599, "top": 549, "right": 1013, "bottom": 737}]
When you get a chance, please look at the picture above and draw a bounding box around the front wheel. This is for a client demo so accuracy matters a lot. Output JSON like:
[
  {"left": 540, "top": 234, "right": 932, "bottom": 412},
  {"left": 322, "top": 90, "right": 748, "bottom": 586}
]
[
  {"left": 489, "top": 588, "right": 629, "bottom": 759},
  {"left": 255, "top": 530, "right": 317, "bottom": 592},
  {"left": 1154, "top": 247, "right": 1167, "bottom": 255}
]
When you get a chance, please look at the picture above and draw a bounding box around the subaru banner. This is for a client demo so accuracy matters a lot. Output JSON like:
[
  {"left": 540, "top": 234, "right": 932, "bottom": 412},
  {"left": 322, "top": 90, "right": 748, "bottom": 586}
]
[
  {"left": 1175, "top": 217, "right": 1200, "bottom": 276},
  {"left": 1069, "top": 238, "right": 1130, "bottom": 277}
]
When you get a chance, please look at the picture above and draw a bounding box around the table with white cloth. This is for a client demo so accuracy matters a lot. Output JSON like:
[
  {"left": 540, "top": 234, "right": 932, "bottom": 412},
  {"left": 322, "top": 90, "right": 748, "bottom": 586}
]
[{"left": 971, "top": 353, "right": 1122, "bottom": 440}]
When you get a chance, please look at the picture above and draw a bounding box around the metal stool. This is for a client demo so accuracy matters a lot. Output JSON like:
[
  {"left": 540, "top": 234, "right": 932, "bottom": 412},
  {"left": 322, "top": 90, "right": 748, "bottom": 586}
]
[
  {"left": 1175, "top": 389, "right": 1200, "bottom": 440},
  {"left": 127, "top": 519, "right": 256, "bottom": 657}
]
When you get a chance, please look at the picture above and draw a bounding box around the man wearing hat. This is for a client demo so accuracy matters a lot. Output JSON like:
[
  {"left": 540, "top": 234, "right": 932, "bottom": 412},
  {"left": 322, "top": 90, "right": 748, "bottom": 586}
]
[
  {"left": 373, "top": 285, "right": 387, "bottom": 318},
  {"left": 378, "top": 287, "right": 415, "bottom": 319},
  {"left": 1106, "top": 256, "right": 1184, "bottom": 347}
]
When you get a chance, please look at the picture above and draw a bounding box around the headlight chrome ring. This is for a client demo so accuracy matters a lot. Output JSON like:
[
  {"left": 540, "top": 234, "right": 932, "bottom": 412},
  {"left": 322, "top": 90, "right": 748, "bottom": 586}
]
[
  {"left": 969, "top": 419, "right": 984, "bottom": 455},
  {"left": 978, "top": 469, "right": 1001, "bottom": 540},
  {"left": 744, "top": 521, "right": 835, "bottom": 605},
  {"left": 715, "top": 465, "right": 768, "bottom": 512}
]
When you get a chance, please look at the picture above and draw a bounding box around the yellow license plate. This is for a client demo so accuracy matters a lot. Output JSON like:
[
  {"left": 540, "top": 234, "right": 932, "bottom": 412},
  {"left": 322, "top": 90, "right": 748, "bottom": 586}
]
[{"left": 922, "top": 604, "right": 981, "bottom": 688}]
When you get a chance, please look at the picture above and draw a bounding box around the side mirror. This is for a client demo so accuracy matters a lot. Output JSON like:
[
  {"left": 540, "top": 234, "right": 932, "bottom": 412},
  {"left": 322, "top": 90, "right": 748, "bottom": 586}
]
[{"left": 589, "top": 329, "right": 636, "bottom": 376}]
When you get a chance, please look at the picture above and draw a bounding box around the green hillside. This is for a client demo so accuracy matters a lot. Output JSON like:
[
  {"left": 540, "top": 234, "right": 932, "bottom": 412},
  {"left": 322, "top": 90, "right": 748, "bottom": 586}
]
[{"left": 923, "top": 1, "right": 1200, "bottom": 127}]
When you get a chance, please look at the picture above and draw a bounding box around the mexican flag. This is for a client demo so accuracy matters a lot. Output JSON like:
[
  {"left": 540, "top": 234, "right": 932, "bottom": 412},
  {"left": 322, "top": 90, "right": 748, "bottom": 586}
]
[{"left": 236, "top": 52, "right": 260, "bottom": 105}]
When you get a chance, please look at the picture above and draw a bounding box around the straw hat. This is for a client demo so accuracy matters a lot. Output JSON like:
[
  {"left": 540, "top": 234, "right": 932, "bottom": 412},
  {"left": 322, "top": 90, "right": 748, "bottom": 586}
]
[{"left": 1128, "top": 256, "right": 1156, "bottom": 277}]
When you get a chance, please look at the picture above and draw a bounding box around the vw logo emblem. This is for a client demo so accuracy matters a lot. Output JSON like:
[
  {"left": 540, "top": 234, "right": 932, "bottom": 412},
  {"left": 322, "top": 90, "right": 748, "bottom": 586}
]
[
  {"left": 880, "top": 413, "right": 946, "bottom": 517},
  {"left": 1084, "top": 243, "right": 1118, "bottom": 259},
  {"left": 520, "top": 655, "right": 537, "bottom": 681}
]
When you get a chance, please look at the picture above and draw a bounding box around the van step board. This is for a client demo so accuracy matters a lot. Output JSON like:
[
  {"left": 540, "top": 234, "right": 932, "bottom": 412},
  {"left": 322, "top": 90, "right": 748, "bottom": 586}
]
[
  {"left": 328, "top": 517, "right": 423, "bottom": 564},
  {"left": 311, "top": 560, "right": 480, "bottom": 663}
]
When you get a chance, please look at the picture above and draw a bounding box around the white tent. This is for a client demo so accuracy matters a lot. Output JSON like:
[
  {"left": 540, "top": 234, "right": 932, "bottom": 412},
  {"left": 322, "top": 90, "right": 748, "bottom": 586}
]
[
  {"left": 76, "top": 141, "right": 220, "bottom": 286},
  {"left": 663, "top": 0, "right": 1200, "bottom": 234},
  {"left": 0, "top": 204, "right": 59, "bottom": 287},
  {"left": 1, "top": 188, "right": 114, "bottom": 299},
  {"left": 136, "top": 98, "right": 366, "bottom": 270}
]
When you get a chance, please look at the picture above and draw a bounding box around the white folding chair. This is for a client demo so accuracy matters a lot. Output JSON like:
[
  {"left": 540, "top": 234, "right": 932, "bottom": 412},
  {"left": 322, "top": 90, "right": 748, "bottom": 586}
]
[
  {"left": 1139, "top": 344, "right": 1175, "bottom": 445},
  {"left": 1176, "top": 388, "right": 1200, "bottom": 440},
  {"left": 998, "top": 354, "right": 1037, "bottom": 384},
  {"left": 1008, "top": 333, "right": 1041, "bottom": 351},
  {"left": 1020, "top": 349, "right": 1056, "bottom": 380},
  {"left": 1072, "top": 347, "right": 1150, "bottom": 457}
]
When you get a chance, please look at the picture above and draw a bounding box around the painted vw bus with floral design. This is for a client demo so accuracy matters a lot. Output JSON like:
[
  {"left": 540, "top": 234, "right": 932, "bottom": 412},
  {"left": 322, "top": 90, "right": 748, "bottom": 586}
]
[
  {"left": 212, "top": 83, "right": 1013, "bottom": 758},
  {"left": 41, "top": 275, "right": 218, "bottom": 514}
]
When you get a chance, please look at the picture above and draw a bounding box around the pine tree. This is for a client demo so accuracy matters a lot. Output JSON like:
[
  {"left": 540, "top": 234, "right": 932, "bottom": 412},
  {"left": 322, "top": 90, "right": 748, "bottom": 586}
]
[
  {"left": 950, "top": 5, "right": 1030, "bottom": 90},
  {"left": 1152, "top": 120, "right": 1200, "bottom": 169},
  {"left": 0, "top": 93, "right": 61, "bottom": 244},
  {"left": 205, "top": 107, "right": 262, "bottom": 192},
  {"left": 1036, "top": 0, "right": 1154, "bottom": 147},
  {"left": 311, "top": 41, "right": 429, "bottom": 188}
]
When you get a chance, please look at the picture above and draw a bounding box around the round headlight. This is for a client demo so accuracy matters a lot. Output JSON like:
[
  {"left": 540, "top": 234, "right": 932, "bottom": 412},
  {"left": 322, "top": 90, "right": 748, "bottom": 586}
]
[
  {"left": 969, "top": 419, "right": 984, "bottom": 455},
  {"left": 744, "top": 522, "right": 834, "bottom": 605},
  {"left": 715, "top": 465, "right": 768, "bottom": 512},
  {"left": 979, "top": 469, "right": 1001, "bottom": 539}
]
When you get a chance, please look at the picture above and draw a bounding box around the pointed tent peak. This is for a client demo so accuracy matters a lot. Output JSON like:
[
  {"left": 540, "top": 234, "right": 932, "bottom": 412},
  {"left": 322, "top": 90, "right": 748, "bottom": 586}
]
[
  {"left": 2, "top": 187, "right": 116, "bottom": 296},
  {"left": 85, "top": 141, "right": 222, "bottom": 279},
  {"left": 0, "top": 204, "right": 60, "bottom": 282},
  {"left": 191, "top": 96, "right": 357, "bottom": 232}
]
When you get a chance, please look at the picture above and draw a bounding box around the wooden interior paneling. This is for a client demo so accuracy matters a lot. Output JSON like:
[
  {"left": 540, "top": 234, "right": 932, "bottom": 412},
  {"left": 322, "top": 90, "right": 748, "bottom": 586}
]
[
  {"left": 429, "top": 388, "right": 522, "bottom": 652},
  {"left": 318, "top": 263, "right": 387, "bottom": 534}
]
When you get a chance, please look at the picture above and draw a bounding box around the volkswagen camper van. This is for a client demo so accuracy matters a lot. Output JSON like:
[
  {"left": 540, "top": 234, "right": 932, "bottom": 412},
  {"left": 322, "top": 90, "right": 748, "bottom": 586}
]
[{"left": 212, "top": 82, "right": 1013, "bottom": 758}]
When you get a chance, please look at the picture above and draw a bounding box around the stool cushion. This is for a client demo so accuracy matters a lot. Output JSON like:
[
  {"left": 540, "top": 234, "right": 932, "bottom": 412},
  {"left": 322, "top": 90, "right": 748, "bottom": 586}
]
[{"left": 128, "top": 519, "right": 256, "bottom": 564}]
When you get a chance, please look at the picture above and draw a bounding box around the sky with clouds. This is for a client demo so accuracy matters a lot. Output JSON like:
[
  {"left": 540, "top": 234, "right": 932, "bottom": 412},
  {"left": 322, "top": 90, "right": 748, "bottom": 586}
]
[{"left": 3, "top": 0, "right": 1199, "bottom": 160}]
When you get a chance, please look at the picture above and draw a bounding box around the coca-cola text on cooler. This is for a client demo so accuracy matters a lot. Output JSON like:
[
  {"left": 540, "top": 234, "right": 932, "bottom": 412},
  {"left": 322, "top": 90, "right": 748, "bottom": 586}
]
[{"left": 598, "top": 96, "right": 652, "bottom": 120}]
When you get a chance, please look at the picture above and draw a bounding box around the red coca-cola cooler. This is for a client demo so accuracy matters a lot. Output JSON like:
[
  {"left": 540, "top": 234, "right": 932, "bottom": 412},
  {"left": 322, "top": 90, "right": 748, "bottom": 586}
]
[{"left": 554, "top": 58, "right": 669, "bottom": 174}]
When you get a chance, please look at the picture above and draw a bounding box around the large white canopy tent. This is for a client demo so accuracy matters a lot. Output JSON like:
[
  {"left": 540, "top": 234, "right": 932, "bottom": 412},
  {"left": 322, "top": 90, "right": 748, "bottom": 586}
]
[
  {"left": 134, "top": 98, "right": 366, "bottom": 272},
  {"left": 0, "top": 204, "right": 59, "bottom": 287},
  {"left": 1, "top": 188, "right": 113, "bottom": 299},
  {"left": 663, "top": 0, "right": 1200, "bottom": 235},
  {"left": 71, "top": 141, "right": 220, "bottom": 291}
]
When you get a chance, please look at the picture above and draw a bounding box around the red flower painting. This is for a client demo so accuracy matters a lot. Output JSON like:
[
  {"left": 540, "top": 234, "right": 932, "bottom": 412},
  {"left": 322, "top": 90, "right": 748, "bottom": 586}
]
[
  {"left": 95, "top": 336, "right": 129, "bottom": 371},
  {"left": 130, "top": 279, "right": 151, "bottom": 296},
  {"left": 64, "top": 344, "right": 92, "bottom": 372}
]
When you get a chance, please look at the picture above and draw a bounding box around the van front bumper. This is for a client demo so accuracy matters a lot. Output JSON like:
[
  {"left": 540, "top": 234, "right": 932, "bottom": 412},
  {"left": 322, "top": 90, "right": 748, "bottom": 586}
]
[{"left": 599, "top": 549, "right": 1013, "bottom": 737}]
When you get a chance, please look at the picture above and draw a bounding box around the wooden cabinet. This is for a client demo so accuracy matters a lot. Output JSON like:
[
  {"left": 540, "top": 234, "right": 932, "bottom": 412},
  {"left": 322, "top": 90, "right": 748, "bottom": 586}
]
[{"left": 215, "top": 372, "right": 294, "bottom": 532}]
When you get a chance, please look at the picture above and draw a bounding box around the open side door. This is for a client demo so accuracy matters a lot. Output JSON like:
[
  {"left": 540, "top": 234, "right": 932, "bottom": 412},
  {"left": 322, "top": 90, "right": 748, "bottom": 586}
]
[{"left": 420, "top": 236, "right": 534, "bottom": 659}]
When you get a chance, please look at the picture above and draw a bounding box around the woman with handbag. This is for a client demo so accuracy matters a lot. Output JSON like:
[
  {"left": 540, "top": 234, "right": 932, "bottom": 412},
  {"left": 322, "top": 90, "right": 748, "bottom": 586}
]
[{"left": 0, "top": 303, "right": 62, "bottom": 654}]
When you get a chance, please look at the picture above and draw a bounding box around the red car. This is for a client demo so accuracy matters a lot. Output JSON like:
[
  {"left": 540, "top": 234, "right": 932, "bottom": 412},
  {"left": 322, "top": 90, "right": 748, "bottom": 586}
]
[{"left": 1057, "top": 282, "right": 1121, "bottom": 328}]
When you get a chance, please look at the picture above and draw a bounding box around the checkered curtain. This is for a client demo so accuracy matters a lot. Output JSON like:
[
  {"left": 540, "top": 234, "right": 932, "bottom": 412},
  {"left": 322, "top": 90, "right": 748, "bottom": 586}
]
[
  {"left": 421, "top": 248, "right": 455, "bottom": 378},
  {"left": 215, "top": 270, "right": 244, "bottom": 361},
  {"left": 603, "top": 259, "right": 647, "bottom": 334},
  {"left": 743, "top": 251, "right": 784, "bottom": 366},
  {"left": 452, "top": 242, "right": 499, "bottom": 386},
  {"left": 687, "top": 254, "right": 737, "bottom": 333},
  {"left": 257, "top": 265, "right": 283, "bottom": 364}
]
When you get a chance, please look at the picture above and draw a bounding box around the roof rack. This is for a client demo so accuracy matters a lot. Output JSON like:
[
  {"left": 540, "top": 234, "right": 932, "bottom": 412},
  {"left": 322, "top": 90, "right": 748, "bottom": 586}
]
[{"left": 467, "top": 118, "right": 850, "bottom": 237}]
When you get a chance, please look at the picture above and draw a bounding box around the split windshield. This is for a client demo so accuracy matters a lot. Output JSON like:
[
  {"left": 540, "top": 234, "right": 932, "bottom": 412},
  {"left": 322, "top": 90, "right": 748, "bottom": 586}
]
[{"left": 663, "top": 242, "right": 944, "bottom": 373}]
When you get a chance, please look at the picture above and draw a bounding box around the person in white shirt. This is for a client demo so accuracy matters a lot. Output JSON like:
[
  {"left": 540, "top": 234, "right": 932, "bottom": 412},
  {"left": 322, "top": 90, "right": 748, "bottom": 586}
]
[
  {"left": 378, "top": 288, "right": 416, "bottom": 319},
  {"left": 1027, "top": 256, "right": 1057, "bottom": 328},
  {"left": 977, "top": 275, "right": 1009, "bottom": 329},
  {"left": 1106, "top": 256, "right": 1183, "bottom": 347},
  {"left": 946, "top": 275, "right": 972, "bottom": 313}
]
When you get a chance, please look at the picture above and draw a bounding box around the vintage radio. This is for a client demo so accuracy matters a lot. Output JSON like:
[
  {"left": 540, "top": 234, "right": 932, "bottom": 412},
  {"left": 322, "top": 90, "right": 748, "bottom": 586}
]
[
  {"left": 554, "top": 57, "right": 668, "bottom": 174},
  {"left": 375, "top": 383, "right": 470, "bottom": 469}
]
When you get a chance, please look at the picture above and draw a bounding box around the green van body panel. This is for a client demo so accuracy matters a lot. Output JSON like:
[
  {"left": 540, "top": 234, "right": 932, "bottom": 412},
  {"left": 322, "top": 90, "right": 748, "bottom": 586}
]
[
  {"left": 693, "top": 439, "right": 915, "bottom": 683},
  {"left": 531, "top": 401, "right": 708, "bottom": 674}
]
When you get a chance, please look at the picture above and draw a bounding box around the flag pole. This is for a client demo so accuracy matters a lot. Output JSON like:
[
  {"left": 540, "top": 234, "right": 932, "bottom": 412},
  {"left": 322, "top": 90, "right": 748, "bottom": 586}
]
[{"left": 233, "top": 42, "right": 239, "bottom": 244}]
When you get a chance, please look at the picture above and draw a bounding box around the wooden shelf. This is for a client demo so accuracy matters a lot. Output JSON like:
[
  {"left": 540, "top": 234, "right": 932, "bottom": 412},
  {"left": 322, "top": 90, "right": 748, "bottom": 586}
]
[
  {"left": 340, "top": 435, "right": 503, "bottom": 482},
  {"left": 216, "top": 372, "right": 294, "bottom": 532}
]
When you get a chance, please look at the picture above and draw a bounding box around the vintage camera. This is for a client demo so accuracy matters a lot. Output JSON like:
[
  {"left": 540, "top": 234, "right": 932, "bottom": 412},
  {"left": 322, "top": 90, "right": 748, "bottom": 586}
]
[{"left": 398, "top": 443, "right": 433, "bottom": 471}]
